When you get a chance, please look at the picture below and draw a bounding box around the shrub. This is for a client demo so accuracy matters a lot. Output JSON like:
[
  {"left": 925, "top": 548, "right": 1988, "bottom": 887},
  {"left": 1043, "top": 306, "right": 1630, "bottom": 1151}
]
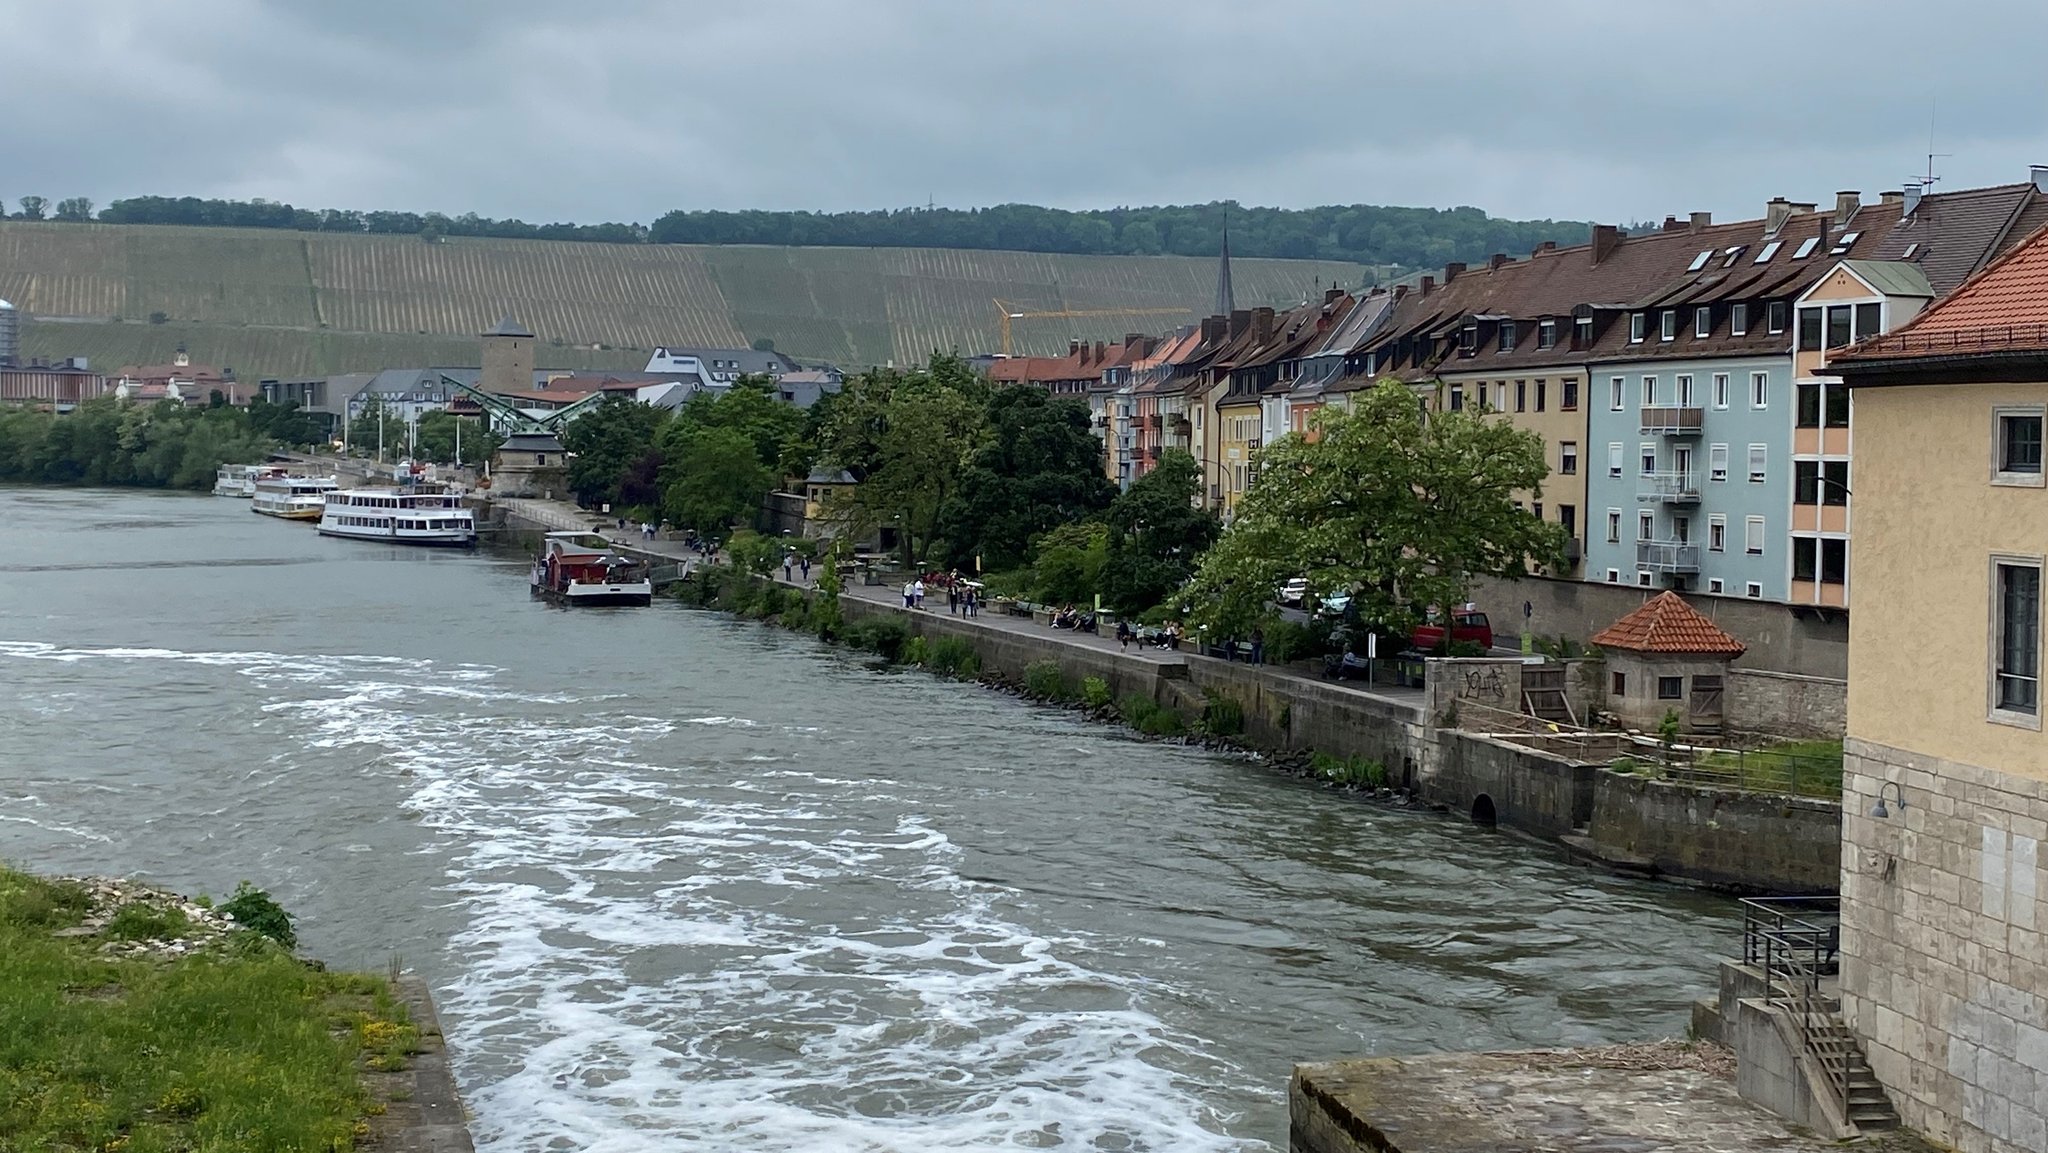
[
  {"left": 902, "top": 635, "right": 930, "bottom": 666},
  {"left": 221, "top": 881, "right": 297, "bottom": 949},
  {"left": 105, "top": 901, "right": 189, "bottom": 941},
  {"left": 1023, "top": 660, "right": 1069, "bottom": 700},
  {"left": 929, "top": 636, "right": 980, "bottom": 678},
  {"left": 1117, "top": 694, "right": 1185, "bottom": 736},
  {"left": 779, "top": 598, "right": 812, "bottom": 632},
  {"left": 1310, "top": 752, "right": 1388, "bottom": 788},
  {"left": 1200, "top": 695, "right": 1245, "bottom": 736},
  {"left": 1263, "top": 619, "right": 1325, "bottom": 664},
  {"left": 1448, "top": 640, "right": 1487, "bottom": 658},
  {"left": 1080, "top": 676, "right": 1113, "bottom": 709},
  {"left": 0, "top": 872, "right": 91, "bottom": 930},
  {"left": 845, "top": 618, "right": 910, "bottom": 662}
]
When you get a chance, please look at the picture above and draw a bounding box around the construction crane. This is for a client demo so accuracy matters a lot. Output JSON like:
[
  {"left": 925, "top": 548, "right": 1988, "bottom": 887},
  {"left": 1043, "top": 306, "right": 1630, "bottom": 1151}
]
[
  {"left": 441, "top": 373, "right": 610, "bottom": 436},
  {"left": 992, "top": 299, "right": 1191, "bottom": 358}
]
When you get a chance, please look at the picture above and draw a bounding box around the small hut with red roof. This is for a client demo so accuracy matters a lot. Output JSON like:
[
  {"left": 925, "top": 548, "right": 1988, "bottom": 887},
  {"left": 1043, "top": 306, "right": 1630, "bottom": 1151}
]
[{"left": 1590, "top": 591, "right": 1746, "bottom": 732}]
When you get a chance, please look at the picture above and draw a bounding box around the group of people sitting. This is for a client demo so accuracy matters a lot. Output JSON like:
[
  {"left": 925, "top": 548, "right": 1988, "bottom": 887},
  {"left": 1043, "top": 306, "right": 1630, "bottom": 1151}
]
[
  {"left": 1115, "top": 619, "right": 1182, "bottom": 650},
  {"left": 1050, "top": 605, "right": 1096, "bottom": 633}
]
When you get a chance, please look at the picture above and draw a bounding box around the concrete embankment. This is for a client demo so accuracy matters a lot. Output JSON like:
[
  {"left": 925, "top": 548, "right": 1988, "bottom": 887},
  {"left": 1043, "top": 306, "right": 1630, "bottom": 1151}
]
[{"left": 377, "top": 976, "right": 476, "bottom": 1153}]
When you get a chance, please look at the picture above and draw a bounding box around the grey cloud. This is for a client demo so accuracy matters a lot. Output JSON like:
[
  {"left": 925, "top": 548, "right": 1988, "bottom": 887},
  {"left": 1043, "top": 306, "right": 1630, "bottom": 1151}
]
[{"left": 5, "top": 0, "right": 2047, "bottom": 227}]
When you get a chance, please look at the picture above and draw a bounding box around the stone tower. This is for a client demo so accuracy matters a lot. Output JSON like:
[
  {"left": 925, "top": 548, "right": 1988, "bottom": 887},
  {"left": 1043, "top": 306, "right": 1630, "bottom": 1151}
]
[{"left": 480, "top": 313, "right": 535, "bottom": 395}]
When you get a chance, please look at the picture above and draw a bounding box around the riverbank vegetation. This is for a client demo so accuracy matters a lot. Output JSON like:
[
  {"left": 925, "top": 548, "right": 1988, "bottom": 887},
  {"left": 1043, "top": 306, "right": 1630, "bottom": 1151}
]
[
  {"left": 0, "top": 865, "right": 420, "bottom": 1151},
  {"left": 0, "top": 397, "right": 326, "bottom": 490}
]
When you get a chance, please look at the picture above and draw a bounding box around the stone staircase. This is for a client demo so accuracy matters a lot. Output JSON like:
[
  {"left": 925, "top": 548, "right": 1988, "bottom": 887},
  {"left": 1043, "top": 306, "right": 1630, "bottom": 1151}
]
[{"left": 1802, "top": 1013, "right": 1901, "bottom": 1132}]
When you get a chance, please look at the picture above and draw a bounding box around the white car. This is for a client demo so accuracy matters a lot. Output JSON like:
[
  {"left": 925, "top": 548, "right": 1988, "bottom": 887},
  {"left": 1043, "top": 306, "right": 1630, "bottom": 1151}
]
[
  {"left": 1314, "top": 592, "right": 1352, "bottom": 618},
  {"left": 1279, "top": 578, "right": 1309, "bottom": 607}
]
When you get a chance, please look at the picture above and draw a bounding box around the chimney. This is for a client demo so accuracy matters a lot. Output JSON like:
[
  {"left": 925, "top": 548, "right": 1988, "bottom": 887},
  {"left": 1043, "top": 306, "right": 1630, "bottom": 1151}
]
[
  {"left": 1443, "top": 261, "right": 1466, "bottom": 282},
  {"left": 1392, "top": 284, "right": 1408, "bottom": 302},
  {"left": 2032, "top": 165, "right": 2048, "bottom": 194},
  {"left": 1790, "top": 201, "right": 1819, "bottom": 216},
  {"left": 1488, "top": 252, "right": 1509, "bottom": 271},
  {"left": 1835, "top": 190, "right": 1861, "bottom": 225},
  {"left": 1420, "top": 276, "right": 1435, "bottom": 297},
  {"left": 1124, "top": 332, "right": 1143, "bottom": 348},
  {"left": 1903, "top": 181, "right": 1924, "bottom": 218},
  {"left": 1591, "top": 224, "right": 1621, "bottom": 265},
  {"left": 1324, "top": 286, "right": 1346, "bottom": 304},
  {"left": 1662, "top": 215, "right": 1684, "bottom": 233},
  {"left": 1093, "top": 340, "right": 1106, "bottom": 363},
  {"left": 1069, "top": 340, "right": 1082, "bottom": 358},
  {"left": 1765, "top": 197, "right": 1793, "bottom": 235},
  {"left": 1252, "top": 306, "right": 1275, "bottom": 344},
  {"left": 1689, "top": 211, "right": 1712, "bottom": 231},
  {"left": 1880, "top": 190, "right": 1903, "bottom": 206},
  {"left": 1533, "top": 240, "right": 1557, "bottom": 256},
  {"left": 1228, "top": 309, "right": 1251, "bottom": 338}
]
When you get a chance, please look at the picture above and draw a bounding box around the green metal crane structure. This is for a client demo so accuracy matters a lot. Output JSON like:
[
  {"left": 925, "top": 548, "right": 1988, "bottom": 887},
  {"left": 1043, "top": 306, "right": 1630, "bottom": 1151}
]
[{"left": 440, "top": 374, "right": 611, "bottom": 435}]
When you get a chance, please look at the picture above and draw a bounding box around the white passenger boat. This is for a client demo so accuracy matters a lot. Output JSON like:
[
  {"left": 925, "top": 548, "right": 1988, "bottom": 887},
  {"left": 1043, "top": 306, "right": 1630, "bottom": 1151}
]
[
  {"left": 213, "top": 464, "right": 266, "bottom": 497},
  {"left": 317, "top": 488, "right": 477, "bottom": 547},
  {"left": 251, "top": 474, "right": 339, "bottom": 520}
]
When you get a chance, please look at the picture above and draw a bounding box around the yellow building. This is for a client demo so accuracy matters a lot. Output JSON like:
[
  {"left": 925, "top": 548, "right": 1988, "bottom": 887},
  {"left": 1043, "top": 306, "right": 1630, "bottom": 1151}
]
[
  {"left": 1433, "top": 366, "right": 1590, "bottom": 572},
  {"left": 1833, "top": 228, "right": 2048, "bottom": 1153}
]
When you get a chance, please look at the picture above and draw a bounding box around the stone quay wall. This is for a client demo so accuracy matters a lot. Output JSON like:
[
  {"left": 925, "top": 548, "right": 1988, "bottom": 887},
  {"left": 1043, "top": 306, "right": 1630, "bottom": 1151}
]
[
  {"left": 1840, "top": 737, "right": 2048, "bottom": 1153},
  {"left": 1584, "top": 772, "right": 1841, "bottom": 893}
]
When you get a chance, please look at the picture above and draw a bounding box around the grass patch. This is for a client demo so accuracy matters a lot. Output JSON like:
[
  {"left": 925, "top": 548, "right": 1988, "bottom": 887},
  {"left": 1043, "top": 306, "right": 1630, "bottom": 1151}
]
[
  {"left": 1310, "top": 751, "right": 1388, "bottom": 788},
  {"left": 0, "top": 865, "right": 410, "bottom": 1152},
  {"left": 1022, "top": 660, "right": 1070, "bottom": 701},
  {"left": 928, "top": 636, "right": 980, "bottom": 678},
  {"left": 1117, "top": 694, "right": 1185, "bottom": 737},
  {"left": 104, "top": 902, "right": 189, "bottom": 942},
  {"left": 1635, "top": 738, "right": 1845, "bottom": 799},
  {"left": 1199, "top": 695, "right": 1245, "bottom": 737},
  {"left": 1080, "top": 676, "right": 1113, "bottom": 710}
]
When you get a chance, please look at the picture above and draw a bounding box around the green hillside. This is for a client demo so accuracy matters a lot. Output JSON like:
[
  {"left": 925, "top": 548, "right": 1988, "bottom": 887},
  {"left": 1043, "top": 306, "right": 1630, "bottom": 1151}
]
[{"left": 0, "top": 223, "right": 1365, "bottom": 379}]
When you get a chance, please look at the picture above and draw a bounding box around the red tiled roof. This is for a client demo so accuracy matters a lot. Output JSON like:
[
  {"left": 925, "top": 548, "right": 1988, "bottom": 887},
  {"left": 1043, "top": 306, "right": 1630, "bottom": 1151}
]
[
  {"left": 1589, "top": 591, "right": 1747, "bottom": 655},
  {"left": 1836, "top": 221, "right": 2048, "bottom": 363}
]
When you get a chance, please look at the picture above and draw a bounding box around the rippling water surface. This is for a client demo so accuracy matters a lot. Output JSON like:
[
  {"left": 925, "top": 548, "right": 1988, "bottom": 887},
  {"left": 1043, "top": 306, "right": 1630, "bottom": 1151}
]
[{"left": 0, "top": 488, "right": 1739, "bottom": 1151}]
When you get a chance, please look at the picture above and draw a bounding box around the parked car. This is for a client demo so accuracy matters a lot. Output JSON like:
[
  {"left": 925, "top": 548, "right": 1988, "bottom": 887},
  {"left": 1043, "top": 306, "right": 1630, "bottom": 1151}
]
[
  {"left": 1411, "top": 609, "right": 1493, "bottom": 652},
  {"left": 1312, "top": 592, "right": 1352, "bottom": 618},
  {"left": 1278, "top": 577, "right": 1309, "bottom": 607}
]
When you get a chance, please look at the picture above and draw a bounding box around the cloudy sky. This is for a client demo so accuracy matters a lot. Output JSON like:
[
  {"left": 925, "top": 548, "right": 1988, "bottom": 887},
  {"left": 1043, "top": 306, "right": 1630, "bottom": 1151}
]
[{"left": 8, "top": 0, "right": 2048, "bottom": 227}]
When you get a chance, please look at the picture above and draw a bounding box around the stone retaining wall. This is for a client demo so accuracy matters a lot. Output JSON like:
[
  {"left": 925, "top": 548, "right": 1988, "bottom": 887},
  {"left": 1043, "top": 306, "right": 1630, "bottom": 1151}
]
[
  {"left": 1726, "top": 669, "right": 1847, "bottom": 740},
  {"left": 1585, "top": 772, "right": 1841, "bottom": 893}
]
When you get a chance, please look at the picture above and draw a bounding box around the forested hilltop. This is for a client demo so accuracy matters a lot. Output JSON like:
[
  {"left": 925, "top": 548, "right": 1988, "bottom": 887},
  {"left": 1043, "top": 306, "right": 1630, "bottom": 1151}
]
[{"left": 10, "top": 194, "right": 1591, "bottom": 271}]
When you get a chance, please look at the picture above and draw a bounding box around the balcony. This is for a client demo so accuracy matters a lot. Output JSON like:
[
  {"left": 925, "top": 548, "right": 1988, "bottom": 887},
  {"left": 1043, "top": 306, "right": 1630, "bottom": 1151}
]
[
  {"left": 1146, "top": 445, "right": 1161, "bottom": 460},
  {"left": 1637, "top": 539, "right": 1701, "bottom": 573},
  {"left": 1640, "top": 405, "right": 1704, "bottom": 436},
  {"left": 1638, "top": 471, "right": 1700, "bottom": 504},
  {"left": 1146, "top": 413, "right": 1163, "bottom": 430},
  {"left": 1172, "top": 416, "right": 1193, "bottom": 434}
]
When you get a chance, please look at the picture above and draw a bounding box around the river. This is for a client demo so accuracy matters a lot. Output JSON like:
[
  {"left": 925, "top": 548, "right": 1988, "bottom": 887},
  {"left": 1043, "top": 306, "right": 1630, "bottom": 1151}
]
[{"left": 0, "top": 487, "right": 1739, "bottom": 1152}]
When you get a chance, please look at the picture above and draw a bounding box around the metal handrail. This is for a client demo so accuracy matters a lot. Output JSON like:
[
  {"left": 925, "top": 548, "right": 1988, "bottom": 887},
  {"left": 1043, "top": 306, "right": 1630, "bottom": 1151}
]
[{"left": 1744, "top": 896, "right": 1847, "bottom": 1122}]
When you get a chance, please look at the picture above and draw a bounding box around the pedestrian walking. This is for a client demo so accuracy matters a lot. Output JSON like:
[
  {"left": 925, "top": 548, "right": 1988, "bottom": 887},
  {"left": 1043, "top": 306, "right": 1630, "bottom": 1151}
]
[
  {"left": 903, "top": 579, "right": 916, "bottom": 609},
  {"left": 1251, "top": 627, "right": 1265, "bottom": 665},
  {"left": 947, "top": 583, "right": 959, "bottom": 615},
  {"left": 912, "top": 578, "right": 926, "bottom": 610},
  {"left": 783, "top": 554, "right": 793, "bottom": 582},
  {"left": 800, "top": 556, "right": 811, "bottom": 582},
  {"left": 1117, "top": 618, "right": 1133, "bottom": 650}
]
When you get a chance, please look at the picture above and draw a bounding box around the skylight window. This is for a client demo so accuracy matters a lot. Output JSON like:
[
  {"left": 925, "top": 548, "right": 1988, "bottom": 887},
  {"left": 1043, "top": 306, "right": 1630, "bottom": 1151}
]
[
  {"left": 1754, "top": 240, "right": 1783, "bottom": 263},
  {"left": 1792, "top": 236, "right": 1821, "bottom": 259},
  {"left": 1722, "top": 245, "right": 1746, "bottom": 267},
  {"left": 1902, "top": 242, "right": 1921, "bottom": 260},
  {"left": 1687, "top": 250, "right": 1713, "bottom": 272},
  {"left": 1830, "top": 231, "right": 1861, "bottom": 256}
]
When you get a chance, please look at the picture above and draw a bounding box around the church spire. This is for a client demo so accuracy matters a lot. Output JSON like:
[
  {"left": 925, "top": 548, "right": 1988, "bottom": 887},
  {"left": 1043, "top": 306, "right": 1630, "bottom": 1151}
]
[{"left": 1215, "top": 207, "right": 1235, "bottom": 316}]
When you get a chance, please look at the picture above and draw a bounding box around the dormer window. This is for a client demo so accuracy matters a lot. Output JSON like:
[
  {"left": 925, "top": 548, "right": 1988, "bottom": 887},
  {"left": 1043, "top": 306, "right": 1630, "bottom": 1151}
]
[
  {"left": 1731, "top": 303, "right": 1749, "bottom": 336},
  {"left": 1497, "top": 321, "right": 1517, "bottom": 352},
  {"left": 1629, "top": 312, "right": 1646, "bottom": 343},
  {"left": 1695, "top": 306, "right": 1712, "bottom": 337},
  {"left": 1460, "top": 323, "right": 1478, "bottom": 354},
  {"left": 1538, "top": 319, "right": 1557, "bottom": 349},
  {"left": 1660, "top": 311, "right": 1677, "bottom": 341},
  {"left": 1575, "top": 316, "right": 1594, "bottom": 349}
]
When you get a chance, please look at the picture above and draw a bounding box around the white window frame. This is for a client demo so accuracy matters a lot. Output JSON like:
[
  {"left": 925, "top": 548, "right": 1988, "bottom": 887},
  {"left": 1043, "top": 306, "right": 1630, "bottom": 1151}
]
[
  {"left": 1744, "top": 515, "right": 1765, "bottom": 556},
  {"left": 1642, "top": 375, "right": 1658, "bottom": 406},
  {"left": 1746, "top": 582, "right": 1763, "bottom": 598},
  {"left": 1606, "top": 509, "right": 1622, "bottom": 543},
  {"left": 1708, "top": 514, "right": 1727, "bottom": 552},
  {"left": 1610, "top": 376, "right": 1626, "bottom": 411},
  {"left": 1731, "top": 303, "right": 1749, "bottom": 336},
  {"left": 1640, "top": 443, "right": 1657, "bottom": 477},
  {"left": 1608, "top": 442, "right": 1624, "bottom": 479},
  {"left": 1990, "top": 554, "right": 2045, "bottom": 729},
  {"left": 1560, "top": 440, "right": 1579, "bottom": 476},
  {"left": 1751, "top": 370, "right": 1770, "bottom": 409},
  {"left": 1629, "top": 313, "right": 1645, "bottom": 343},
  {"left": 1638, "top": 510, "right": 1654, "bottom": 540},
  {"left": 1708, "top": 577, "right": 1726, "bottom": 594},
  {"left": 1710, "top": 443, "right": 1729, "bottom": 483},
  {"left": 1695, "top": 306, "right": 1712, "bottom": 338},
  {"left": 1712, "top": 372, "right": 1730, "bottom": 409},
  {"left": 1677, "top": 374, "right": 1695, "bottom": 407},
  {"left": 1638, "top": 570, "right": 1654, "bottom": 587},
  {"left": 1660, "top": 310, "right": 1677, "bottom": 342},
  {"left": 1992, "top": 405, "right": 2047, "bottom": 488},
  {"left": 1748, "top": 443, "right": 1767, "bottom": 483},
  {"left": 1607, "top": 568, "right": 1621, "bottom": 584}
]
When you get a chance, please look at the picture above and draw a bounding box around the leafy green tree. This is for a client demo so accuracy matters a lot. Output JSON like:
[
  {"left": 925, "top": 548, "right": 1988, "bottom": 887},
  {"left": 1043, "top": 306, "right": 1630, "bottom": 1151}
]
[
  {"left": 1099, "top": 449, "right": 1219, "bottom": 615},
  {"left": 16, "top": 196, "right": 47, "bottom": 221},
  {"left": 664, "top": 376, "right": 802, "bottom": 472},
  {"left": 661, "top": 426, "right": 774, "bottom": 538},
  {"left": 344, "top": 398, "right": 405, "bottom": 457},
  {"left": 244, "top": 399, "right": 327, "bottom": 447},
  {"left": 1180, "top": 380, "right": 1565, "bottom": 640},
  {"left": 413, "top": 410, "right": 498, "bottom": 465},
  {"left": 1031, "top": 521, "right": 1109, "bottom": 606},
  {"left": 53, "top": 197, "right": 94, "bottom": 222},
  {"left": 936, "top": 387, "right": 1114, "bottom": 572},
  {"left": 562, "top": 394, "right": 668, "bottom": 506},
  {"left": 816, "top": 355, "right": 988, "bottom": 566}
]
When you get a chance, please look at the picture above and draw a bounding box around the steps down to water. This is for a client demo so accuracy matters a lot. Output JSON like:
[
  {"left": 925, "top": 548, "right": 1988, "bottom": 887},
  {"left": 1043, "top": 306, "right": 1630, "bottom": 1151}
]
[{"left": 1804, "top": 1017, "right": 1901, "bottom": 1132}]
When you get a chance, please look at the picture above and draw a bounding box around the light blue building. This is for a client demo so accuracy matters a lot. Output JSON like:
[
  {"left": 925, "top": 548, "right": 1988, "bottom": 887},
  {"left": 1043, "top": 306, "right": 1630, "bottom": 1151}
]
[{"left": 1582, "top": 352, "right": 1796, "bottom": 599}]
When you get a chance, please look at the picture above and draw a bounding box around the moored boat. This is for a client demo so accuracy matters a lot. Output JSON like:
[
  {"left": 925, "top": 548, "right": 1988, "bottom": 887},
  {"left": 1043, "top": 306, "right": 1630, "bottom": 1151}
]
[
  {"left": 317, "top": 487, "right": 477, "bottom": 547},
  {"left": 251, "top": 474, "right": 339, "bottom": 520},
  {"left": 531, "top": 532, "right": 652, "bottom": 606},
  {"left": 213, "top": 464, "right": 266, "bottom": 497}
]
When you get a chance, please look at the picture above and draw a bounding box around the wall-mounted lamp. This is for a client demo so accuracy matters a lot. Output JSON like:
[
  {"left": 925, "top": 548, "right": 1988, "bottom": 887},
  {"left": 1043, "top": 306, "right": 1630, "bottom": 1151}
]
[{"left": 1871, "top": 781, "right": 1906, "bottom": 819}]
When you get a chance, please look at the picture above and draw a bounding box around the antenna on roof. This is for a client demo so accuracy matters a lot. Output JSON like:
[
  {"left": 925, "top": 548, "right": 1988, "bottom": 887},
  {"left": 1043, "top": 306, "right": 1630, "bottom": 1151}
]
[{"left": 1922, "top": 101, "right": 1949, "bottom": 193}]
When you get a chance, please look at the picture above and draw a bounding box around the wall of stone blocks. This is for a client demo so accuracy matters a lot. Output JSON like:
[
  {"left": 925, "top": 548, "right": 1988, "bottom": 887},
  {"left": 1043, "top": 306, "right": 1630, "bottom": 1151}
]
[
  {"left": 1841, "top": 738, "right": 2048, "bottom": 1153},
  {"left": 1726, "top": 670, "right": 1847, "bottom": 741}
]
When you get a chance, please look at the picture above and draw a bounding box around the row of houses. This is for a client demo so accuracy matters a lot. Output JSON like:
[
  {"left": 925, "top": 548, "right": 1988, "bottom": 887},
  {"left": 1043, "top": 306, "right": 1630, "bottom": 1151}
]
[{"left": 995, "top": 170, "right": 2048, "bottom": 616}]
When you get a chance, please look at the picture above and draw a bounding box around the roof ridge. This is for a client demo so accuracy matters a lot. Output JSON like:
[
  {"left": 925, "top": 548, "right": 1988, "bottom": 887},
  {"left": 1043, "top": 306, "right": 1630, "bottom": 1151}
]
[{"left": 1854, "top": 217, "right": 2048, "bottom": 348}]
